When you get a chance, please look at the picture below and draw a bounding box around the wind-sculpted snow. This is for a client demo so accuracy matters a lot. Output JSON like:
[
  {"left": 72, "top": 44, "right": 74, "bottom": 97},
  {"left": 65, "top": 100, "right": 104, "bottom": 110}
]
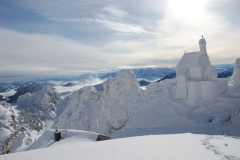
[
  {"left": 54, "top": 69, "right": 147, "bottom": 135},
  {"left": 230, "top": 58, "right": 240, "bottom": 87}
]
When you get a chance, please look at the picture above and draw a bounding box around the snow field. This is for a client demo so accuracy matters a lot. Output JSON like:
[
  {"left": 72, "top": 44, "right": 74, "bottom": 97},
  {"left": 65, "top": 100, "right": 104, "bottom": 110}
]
[{"left": 1, "top": 131, "right": 240, "bottom": 160}]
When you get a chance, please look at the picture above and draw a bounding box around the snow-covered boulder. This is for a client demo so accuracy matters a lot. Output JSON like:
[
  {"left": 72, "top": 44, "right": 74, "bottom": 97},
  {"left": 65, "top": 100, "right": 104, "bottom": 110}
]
[
  {"left": 230, "top": 58, "right": 240, "bottom": 87},
  {"left": 54, "top": 69, "right": 147, "bottom": 135},
  {"left": 8, "top": 82, "right": 45, "bottom": 103}
]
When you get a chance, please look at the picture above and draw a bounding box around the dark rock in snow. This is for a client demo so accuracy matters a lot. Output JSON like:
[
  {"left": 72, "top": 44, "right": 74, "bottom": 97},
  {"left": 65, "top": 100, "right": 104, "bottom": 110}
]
[
  {"left": 96, "top": 134, "right": 111, "bottom": 141},
  {"left": 94, "top": 83, "right": 104, "bottom": 92},
  {"left": 156, "top": 72, "right": 176, "bottom": 82},
  {"left": 139, "top": 80, "right": 150, "bottom": 86}
]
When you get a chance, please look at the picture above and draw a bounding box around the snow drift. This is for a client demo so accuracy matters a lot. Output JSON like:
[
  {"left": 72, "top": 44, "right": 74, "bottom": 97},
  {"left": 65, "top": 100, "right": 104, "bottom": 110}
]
[
  {"left": 28, "top": 129, "right": 98, "bottom": 151},
  {"left": 1, "top": 132, "right": 240, "bottom": 160}
]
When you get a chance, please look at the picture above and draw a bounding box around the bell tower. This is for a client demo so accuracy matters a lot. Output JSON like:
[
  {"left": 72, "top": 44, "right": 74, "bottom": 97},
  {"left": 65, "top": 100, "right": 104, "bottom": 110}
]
[{"left": 199, "top": 35, "right": 207, "bottom": 55}]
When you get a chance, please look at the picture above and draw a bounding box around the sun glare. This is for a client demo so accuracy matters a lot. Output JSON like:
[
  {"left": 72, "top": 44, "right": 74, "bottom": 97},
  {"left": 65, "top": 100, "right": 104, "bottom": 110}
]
[{"left": 167, "top": 0, "right": 209, "bottom": 22}]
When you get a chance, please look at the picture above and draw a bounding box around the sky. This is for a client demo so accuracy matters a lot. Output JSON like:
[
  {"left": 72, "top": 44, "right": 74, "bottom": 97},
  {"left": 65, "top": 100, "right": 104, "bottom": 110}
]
[{"left": 0, "top": 0, "right": 239, "bottom": 78}]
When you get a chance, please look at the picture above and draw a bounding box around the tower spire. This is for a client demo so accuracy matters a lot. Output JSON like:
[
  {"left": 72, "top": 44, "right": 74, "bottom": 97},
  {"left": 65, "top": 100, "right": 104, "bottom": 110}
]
[{"left": 199, "top": 35, "right": 207, "bottom": 55}]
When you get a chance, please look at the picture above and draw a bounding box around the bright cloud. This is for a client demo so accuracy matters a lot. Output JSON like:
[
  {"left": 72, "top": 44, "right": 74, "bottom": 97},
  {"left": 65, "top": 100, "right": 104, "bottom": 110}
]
[{"left": 104, "top": 5, "right": 127, "bottom": 18}]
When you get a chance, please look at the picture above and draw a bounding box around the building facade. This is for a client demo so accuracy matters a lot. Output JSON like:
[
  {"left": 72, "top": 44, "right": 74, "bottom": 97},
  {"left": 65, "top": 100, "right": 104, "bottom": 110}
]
[{"left": 175, "top": 36, "right": 228, "bottom": 105}]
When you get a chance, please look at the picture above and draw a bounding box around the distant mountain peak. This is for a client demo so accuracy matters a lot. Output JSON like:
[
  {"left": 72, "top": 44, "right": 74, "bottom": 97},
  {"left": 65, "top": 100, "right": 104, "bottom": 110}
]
[{"left": 8, "top": 82, "right": 45, "bottom": 103}]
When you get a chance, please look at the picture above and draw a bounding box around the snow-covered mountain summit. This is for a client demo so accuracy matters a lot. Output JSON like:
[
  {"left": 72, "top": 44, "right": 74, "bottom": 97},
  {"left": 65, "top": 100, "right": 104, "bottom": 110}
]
[
  {"left": 8, "top": 82, "right": 45, "bottom": 103},
  {"left": 17, "top": 86, "right": 60, "bottom": 119},
  {"left": 103, "top": 69, "right": 140, "bottom": 96},
  {"left": 53, "top": 69, "right": 147, "bottom": 135}
]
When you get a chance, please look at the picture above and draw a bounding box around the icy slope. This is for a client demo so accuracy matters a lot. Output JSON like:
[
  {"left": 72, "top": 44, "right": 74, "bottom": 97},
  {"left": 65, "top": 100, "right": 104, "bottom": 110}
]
[
  {"left": 54, "top": 70, "right": 147, "bottom": 135},
  {"left": 1, "top": 131, "right": 240, "bottom": 160}
]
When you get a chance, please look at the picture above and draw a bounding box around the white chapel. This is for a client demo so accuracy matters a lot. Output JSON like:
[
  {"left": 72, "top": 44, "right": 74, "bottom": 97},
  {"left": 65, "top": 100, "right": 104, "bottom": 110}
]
[{"left": 175, "top": 36, "right": 228, "bottom": 105}]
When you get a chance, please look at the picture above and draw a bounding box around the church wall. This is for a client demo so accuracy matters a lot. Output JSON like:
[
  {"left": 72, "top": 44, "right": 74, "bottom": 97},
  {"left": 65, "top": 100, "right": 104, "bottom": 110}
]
[
  {"left": 203, "top": 57, "right": 213, "bottom": 80},
  {"left": 189, "top": 68, "right": 202, "bottom": 81},
  {"left": 187, "top": 81, "right": 202, "bottom": 105},
  {"left": 176, "top": 75, "right": 186, "bottom": 83},
  {"left": 201, "top": 81, "right": 215, "bottom": 101},
  {"left": 175, "top": 81, "right": 188, "bottom": 99},
  {"left": 211, "top": 66, "right": 217, "bottom": 80}
]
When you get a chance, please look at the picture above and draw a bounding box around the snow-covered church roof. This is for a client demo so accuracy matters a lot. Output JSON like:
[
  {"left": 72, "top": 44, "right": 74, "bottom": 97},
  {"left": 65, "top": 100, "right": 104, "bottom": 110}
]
[
  {"left": 176, "top": 35, "right": 209, "bottom": 76},
  {"left": 176, "top": 51, "right": 202, "bottom": 76},
  {"left": 177, "top": 52, "right": 202, "bottom": 68}
]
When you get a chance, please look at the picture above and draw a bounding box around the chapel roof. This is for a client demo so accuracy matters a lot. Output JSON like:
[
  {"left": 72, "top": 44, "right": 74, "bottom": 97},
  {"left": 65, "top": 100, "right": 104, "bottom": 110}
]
[{"left": 176, "top": 51, "right": 202, "bottom": 69}]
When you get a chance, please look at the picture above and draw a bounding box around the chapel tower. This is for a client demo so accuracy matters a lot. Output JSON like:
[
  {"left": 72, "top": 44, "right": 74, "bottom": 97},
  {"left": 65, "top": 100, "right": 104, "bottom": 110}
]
[{"left": 199, "top": 35, "right": 207, "bottom": 55}]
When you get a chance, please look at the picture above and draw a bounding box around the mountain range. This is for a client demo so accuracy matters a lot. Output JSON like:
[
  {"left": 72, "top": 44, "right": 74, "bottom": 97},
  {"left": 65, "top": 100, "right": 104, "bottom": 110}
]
[{"left": 0, "top": 61, "right": 238, "bottom": 155}]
